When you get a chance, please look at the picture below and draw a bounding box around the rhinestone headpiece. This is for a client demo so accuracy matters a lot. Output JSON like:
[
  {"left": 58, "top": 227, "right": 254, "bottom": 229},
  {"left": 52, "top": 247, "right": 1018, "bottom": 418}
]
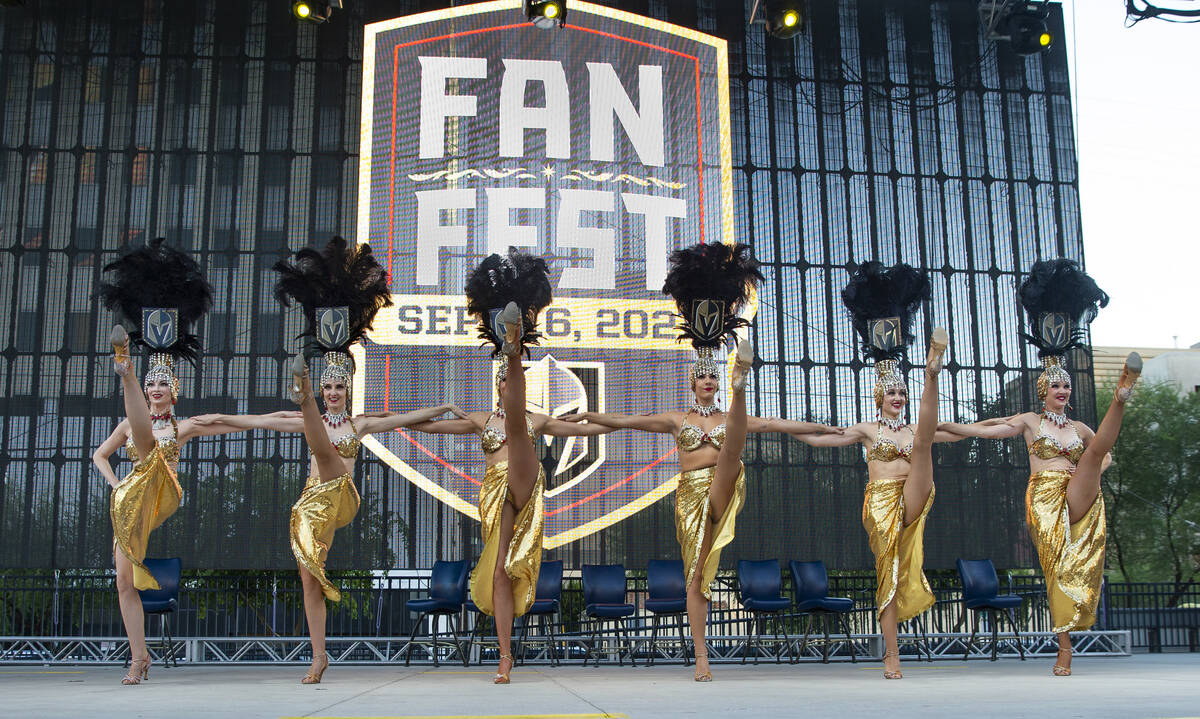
[
  {"left": 143, "top": 352, "right": 179, "bottom": 402},
  {"left": 690, "top": 346, "right": 721, "bottom": 385},
  {"left": 1037, "top": 355, "right": 1071, "bottom": 401},
  {"left": 873, "top": 358, "right": 906, "bottom": 409},
  {"left": 320, "top": 350, "right": 354, "bottom": 394}
]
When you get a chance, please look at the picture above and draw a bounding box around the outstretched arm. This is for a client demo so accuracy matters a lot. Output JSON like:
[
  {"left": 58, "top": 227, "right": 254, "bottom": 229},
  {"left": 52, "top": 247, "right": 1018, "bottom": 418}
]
[
  {"left": 938, "top": 413, "right": 1028, "bottom": 440},
  {"left": 750, "top": 416, "right": 843, "bottom": 435},
  {"left": 190, "top": 411, "right": 304, "bottom": 433},
  {"left": 562, "top": 411, "right": 677, "bottom": 434},
  {"left": 536, "top": 414, "right": 619, "bottom": 437},
  {"left": 355, "top": 404, "right": 469, "bottom": 435},
  {"left": 791, "top": 422, "right": 870, "bottom": 448},
  {"left": 407, "top": 410, "right": 486, "bottom": 435},
  {"left": 92, "top": 421, "right": 128, "bottom": 489}
]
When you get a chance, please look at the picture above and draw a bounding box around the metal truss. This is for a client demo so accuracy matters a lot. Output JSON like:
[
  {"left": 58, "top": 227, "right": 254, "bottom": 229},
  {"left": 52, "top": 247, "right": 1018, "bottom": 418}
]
[{"left": 0, "top": 630, "right": 1130, "bottom": 666}]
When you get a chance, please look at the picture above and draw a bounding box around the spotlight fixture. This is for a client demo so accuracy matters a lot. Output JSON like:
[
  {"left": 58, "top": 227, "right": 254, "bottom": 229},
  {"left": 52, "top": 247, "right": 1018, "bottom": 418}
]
[
  {"left": 292, "top": 0, "right": 342, "bottom": 25},
  {"left": 979, "top": 1, "right": 1053, "bottom": 56},
  {"left": 749, "top": 1, "right": 805, "bottom": 40},
  {"left": 525, "top": 0, "right": 566, "bottom": 29}
]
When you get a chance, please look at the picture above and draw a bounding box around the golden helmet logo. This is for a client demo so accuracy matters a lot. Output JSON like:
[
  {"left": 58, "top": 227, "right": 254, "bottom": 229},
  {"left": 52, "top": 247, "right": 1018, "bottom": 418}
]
[
  {"left": 142, "top": 308, "right": 178, "bottom": 350},
  {"left": 355, "top": 1, "right": 738, "bottom": 548}
]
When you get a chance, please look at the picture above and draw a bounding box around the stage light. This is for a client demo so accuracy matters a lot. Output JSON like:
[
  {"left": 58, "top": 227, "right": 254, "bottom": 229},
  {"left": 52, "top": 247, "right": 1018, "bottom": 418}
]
[
  {"left": 525, "top": 0, "right": 566, "bottom": 29},
  {"left": 1006, "top": 9, "right": 1053, "bottom": 55},
  {"left": 750, "top": 1, "right": 805, "bottom": 40},
  {"left": 292, "top": 0, "right": 338, "bottom": 25}
]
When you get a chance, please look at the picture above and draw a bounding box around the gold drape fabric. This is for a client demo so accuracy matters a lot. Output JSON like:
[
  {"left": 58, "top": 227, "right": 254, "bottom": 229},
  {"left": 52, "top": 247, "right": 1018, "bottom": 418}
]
[
  {"left": 290, "top": 473, "right": 360, "bottom": 602},
  {"left": 862, "top": 477, "right": 935, "bottom": 622},
  {"left": 469, "top": 461, "right": 546, "bottom": 617},
  {"left": 1026, "top": 469, "right": 1106, "bottom": 632},
  {"left": 675, "top": 463, "right": 746, "bottom": 601},
  {"left": 110, "top": 446, "right": 182, "bottom": 591}
]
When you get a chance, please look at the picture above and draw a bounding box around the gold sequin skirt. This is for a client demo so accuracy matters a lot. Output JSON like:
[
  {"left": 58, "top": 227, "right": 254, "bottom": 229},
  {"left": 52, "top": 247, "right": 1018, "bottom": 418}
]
[
  {"left": 862, "top": 476, "right": 935, "bottom": 622},
  {"left": 675, "top": 463, "right": 746, "bottom": 601},
  {"left": 290, "top": 473, "right": 360, "bottom": 602},
  {"left": 1026, "top": 469, "right": 1106, "bottom": 633},
  {"left": 469, "top": 460, "right": 546, "bottom": 617},
  {"left": 110, "top": 446, "right": 183, "bottom": 591}
]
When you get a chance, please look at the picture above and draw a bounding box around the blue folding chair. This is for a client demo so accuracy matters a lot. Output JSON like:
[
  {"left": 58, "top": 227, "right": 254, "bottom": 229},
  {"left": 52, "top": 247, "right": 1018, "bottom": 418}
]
[
  {"left": 518, "top": 560, "right": 564, "bottom": 666},
  {"left": 581, "top": 564, "right": 637, "bottom": 666},
  {"left": 644, "top": 559, "right": 690, "bottom": 666},
  {"left": 737, "top": 560, "right": 793, "bottom": 664},
  {"left": 957, "top": 558, "right": 1025, "bottom": 661},
  {"left": 789, "top": 560, "right": 857, "bottom": 663},
  {"left": 405, "top": 560, "right": 469, "bottom": 667},
  {"left": 137, "top": 557, "right": 182, "bottom": 668}
]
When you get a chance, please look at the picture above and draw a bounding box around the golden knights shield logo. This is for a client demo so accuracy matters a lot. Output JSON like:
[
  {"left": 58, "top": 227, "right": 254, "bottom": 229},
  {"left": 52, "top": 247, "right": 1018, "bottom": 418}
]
[
  {"left": 868, "top": 317, "right": 902, "bottom": 353},
  {"left": 690, "top": 299, "right": 726, "bottom": 343},
  {"left": 356, "top": 1, "right": 734, "bottom": 548},
  {"left": 316, "top": 306, "right": 350, "bottom": 350},
  {"left": 141, "top": 308, "right": 178, "bottom": 350},
  {"left": 1038, "top": 312, "right": 1071, "bottom": 349}
]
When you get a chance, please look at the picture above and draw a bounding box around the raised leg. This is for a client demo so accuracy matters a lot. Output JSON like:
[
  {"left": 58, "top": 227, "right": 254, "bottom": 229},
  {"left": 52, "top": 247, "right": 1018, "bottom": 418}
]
[
  {"left": 500, "top": 355, "right": 537, "bottom": 509},
  {"left": 1066, "top": 354, "right": 1140, "bottom": 524},
  {"left": 291, "top": 355, "right": 344, "bottom": 482},
  {"left": 903, "top": 328, "right": 946, "bottom": 526},
  {"left": 710, "top": 340, "right": 752, "bottom": 522},
  {"left": 111, "top": 326, "right": 155, "bottom": 458}
]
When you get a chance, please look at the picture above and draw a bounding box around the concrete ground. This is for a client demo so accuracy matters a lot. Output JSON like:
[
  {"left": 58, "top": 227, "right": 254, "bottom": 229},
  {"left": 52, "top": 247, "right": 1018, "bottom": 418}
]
[{"left": 2, "top": 654, "right": 1198, "bottom": 719}]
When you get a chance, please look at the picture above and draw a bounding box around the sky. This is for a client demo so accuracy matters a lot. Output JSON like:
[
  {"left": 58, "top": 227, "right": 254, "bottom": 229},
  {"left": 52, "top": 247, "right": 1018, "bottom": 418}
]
[{"left": 1059, "top": 2, "right": 1200, "bottom": 349}]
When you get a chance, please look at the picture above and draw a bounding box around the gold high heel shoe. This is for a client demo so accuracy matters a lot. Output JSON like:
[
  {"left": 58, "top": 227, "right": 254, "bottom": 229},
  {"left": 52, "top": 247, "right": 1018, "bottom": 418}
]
[
  {"left": 882, "top": 649, "right": 902, "bottom": 679},
  {"left": 926, "top": 327, "right": 949, "bottom": 374},
  {"left": 730, "top": 339, "right": 754, "bottom": 392},
  {"left": 1115, "top": 352, "right": 1142, "bottom": 403},
  {"left": 301, "top": 652, "right": 329, "bottom": 684},
  {"left": 289, "top": 353, "right": 312, "bottom": 405},
  {"left": 497, "top": 302, "right": 523, "bottom": 357},
  {"left": 110, "top": 325, "right": 131, "bottom": 376},
  {"left": 693, "top": 651, "right": 712, "bottom": 682},
  {"left": 1052, "top": 647, "right": 1072, "bottom": 676},
  {"left": 493, "top": 653, "right": 513, "bottom": 684},
  {"left": 121, "top": 656, "right": 150, "bottom": 685}
]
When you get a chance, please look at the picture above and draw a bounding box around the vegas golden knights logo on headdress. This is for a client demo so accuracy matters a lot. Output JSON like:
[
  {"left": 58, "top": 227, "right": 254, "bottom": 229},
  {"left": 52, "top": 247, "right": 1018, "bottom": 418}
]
[
  {"left": 316, "top": 307, "right": 350, "bottom": 350},
  {"left": 690, "top": 299, "right": 726, "bottom": 343}
]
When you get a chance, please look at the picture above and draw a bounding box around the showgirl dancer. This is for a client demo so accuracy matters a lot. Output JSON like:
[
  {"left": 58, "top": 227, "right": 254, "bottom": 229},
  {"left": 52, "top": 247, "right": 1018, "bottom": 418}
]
[
  {"left": 402, "top": 251, "right": 613, "bottom": 685},
  {"left": 194, "top": 237, "right": 462, "bottom": 684},
  {"left": 766, "top": 262, "right": 949, "bottom": 679},
  {"left": 939, "top": 259, "right": 1140, "bottom": 676},
  {"left": 568, "top": 242, "right": 835, "bottom": 681},
  {"left": 94, "top": 239, "right": 245, "bottom": 684}
]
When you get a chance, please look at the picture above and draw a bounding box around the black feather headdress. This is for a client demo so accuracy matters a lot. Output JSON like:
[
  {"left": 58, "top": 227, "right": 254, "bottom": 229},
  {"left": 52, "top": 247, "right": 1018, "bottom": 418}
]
[
  {"left": 98, "top": 237, "right": 213, "bottom": 365},
  {"left": 1018, "top": 259, "right": 1108, "bottom": 357},
  {"left": 841, "top": 261, "right": 931, "bottom": 363},
  {"left": 464, "top": 250, "right": 552, "bottom": 357},
  {"left": 273, "top": 237, "right": 393, "bottom": 356},
  {"left": 661, "top": 242, "right": 763, "bottom": 350}
]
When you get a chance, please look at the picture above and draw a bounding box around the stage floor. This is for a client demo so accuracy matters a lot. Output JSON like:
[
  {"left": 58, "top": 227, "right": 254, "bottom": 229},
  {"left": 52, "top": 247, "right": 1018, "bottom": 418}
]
[{"left": 3, "top": 654, "right": 1197, "bottom": 718}]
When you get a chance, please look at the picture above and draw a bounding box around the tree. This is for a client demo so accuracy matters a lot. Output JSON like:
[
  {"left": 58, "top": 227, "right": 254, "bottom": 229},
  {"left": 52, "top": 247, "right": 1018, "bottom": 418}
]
[{"left": 1101, "top": 382, "right": 1200, "bottom": 601}]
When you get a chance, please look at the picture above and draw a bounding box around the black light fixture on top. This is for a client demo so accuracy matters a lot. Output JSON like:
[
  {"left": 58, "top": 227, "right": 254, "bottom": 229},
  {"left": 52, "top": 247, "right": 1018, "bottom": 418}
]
[
  {"left": 292, "top": 0, "right": 343, "bottom": 25},
  {"left": 749, "top": 0, "right": 805, "bottom": 40},
  {"left": 980, "top": 1, "right": 1053, "bottom": 56},
  {"left": 525, "top": 0, "right": 566, "bottom": 29}
]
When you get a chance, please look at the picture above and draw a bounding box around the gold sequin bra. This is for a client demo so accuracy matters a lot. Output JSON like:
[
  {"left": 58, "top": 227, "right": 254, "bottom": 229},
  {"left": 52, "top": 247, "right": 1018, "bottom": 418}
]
[
  {"left": 676, "top": 416, "right": 726, "bottom": 451},
  {"left": 1029, "top": 415, "right": 1084, "bottom": 464},
  {"left": 124, "top": 418, "right": 180, "bottom": 464},
  {"left": 480, "top": 413, "right": 536, "bottom": 454},
  {"left": 866, "top": 422, "right": 914, "bottom": 462},
  {"left": 309, "top": 417, "right": 361, "bottom": 459}
]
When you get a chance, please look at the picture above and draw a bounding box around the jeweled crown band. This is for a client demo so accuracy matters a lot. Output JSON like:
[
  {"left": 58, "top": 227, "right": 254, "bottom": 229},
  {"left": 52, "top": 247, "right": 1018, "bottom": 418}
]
[
  {"left": 1037, "top": 354, "right": 1070, "bottom": 401},
  {"left": 320, "top": 350, "right": 354, "bottom": 391},
  {"left": 689, "top": 346, "right": 721, "bottom": 384},
  {"left": 873, "top": 358, "right": 906, "bottom": 408}
]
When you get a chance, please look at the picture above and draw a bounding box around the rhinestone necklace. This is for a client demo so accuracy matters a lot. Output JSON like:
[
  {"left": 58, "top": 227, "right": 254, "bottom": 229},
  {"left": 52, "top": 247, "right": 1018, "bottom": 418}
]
[
  {"left": 879, "top": 415, "right": 906, "bottom": 432},
  {"left": 323, "top": 411, "right": 349, "bottom": 428},
  {"left": 691, "top": 402, "right": 720, "bottom": 418},
  {"left": 1042, "top": 408, "right": 1070, "bottom": 428}
]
